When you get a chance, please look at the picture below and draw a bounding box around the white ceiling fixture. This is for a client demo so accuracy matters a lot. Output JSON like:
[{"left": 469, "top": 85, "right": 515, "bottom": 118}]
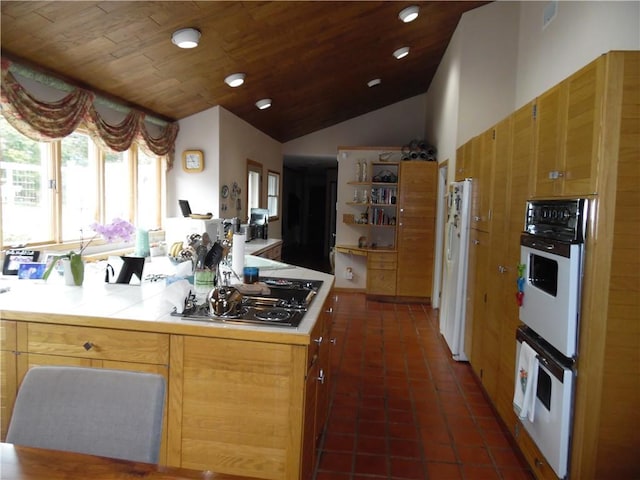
[
  {"left": 255, "top": 98, "right": 272, "bottom": 110},
  {"left": 398, "top": 5, "right": 420, "bottom": 23},
  {"left": 171, "top": 28, "right": 201, "bottom": 49},
  {"left": 224, "top": 73, "right": 246, "bottom": 87},
  {"left": 367, "top": 78, "right": 382, "bottom": 88},
  {"left": 393, "top": 47, "right": 410, "bottom": 60}
]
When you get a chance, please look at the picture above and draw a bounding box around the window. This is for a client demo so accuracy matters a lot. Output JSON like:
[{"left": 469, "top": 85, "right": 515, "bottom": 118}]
[
  {"left": 0, "top": 117, "right": 164, "bottom": 249},
  {"left": 267, "top": 170, "right": 280, "bottom": 220},
  {"left": 246, "top": 159, "right": 263, "bottom": 213}
]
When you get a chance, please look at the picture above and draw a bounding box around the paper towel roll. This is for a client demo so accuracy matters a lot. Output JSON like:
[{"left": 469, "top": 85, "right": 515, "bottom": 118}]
[{"left": 232, "top": 233, "right": 245, "bottom": 276}]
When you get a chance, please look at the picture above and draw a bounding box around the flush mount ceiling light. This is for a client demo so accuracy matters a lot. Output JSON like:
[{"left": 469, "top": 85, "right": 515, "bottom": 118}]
[
  {"left": 398, "top": 5, "right": 420, "bottom": 23},
  {"left": 171, "top": 28, "right": 201, "bottom": 49},
  {"left": 224, "top": 73, "right": 246, "bottom": 87},
  {"left": 367, "top": 78, "right": 382, "bottom": 88},
  {"left": 393, "top": 47, "right": 410, "bottom": 59},
  {"left": 255, "top": 98, "right": 272, "bottom": 110}
]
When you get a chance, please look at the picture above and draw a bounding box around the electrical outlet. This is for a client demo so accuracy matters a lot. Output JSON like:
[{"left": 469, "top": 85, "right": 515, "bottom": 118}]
[{"left": 344, "top": 267, "right": 353, "bottom": 280}]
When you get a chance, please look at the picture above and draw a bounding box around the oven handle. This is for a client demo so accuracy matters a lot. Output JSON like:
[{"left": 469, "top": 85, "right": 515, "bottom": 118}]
[
  {"left": 516, "top": 327, "right": 573, "bottom": 381},
  {"left": 520, "top": 233, "right": 572, "bottom": 258}
]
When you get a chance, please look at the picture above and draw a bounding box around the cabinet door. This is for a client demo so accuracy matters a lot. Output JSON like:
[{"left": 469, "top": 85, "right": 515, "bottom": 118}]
[
  {"left": 532, "top": 83, "right": 566, "bottom": 197},
  {"left": 472, "top": 128, "right": 495, "bottom": 232},
  {"left": 468, "top": 231, "right": 490, "bottom": 385},
  {"left": 455, "top": 141, "right": 472, "bottom": 181},
  {"left": 562, "top": 57, "right": 604, "bottom": 196},
  {"left": 496, "top": 101, "right": 535, "bottom": 421},
  {"left": 396, "top": 161, "right": 437, "bottom": 298}
]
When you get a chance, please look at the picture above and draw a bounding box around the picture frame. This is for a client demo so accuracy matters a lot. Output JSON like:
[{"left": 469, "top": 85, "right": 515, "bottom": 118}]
[
  {"left": 182, "top": 150, "right": 204, "bottom": 173},
  {"left": 2, "top": 249, "right": 40, "bottom": 275}
]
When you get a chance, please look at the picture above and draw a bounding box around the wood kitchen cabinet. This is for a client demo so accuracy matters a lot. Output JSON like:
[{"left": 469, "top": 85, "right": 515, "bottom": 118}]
[
  {"left": 471, "top": 128, "right": 495, "bottom": 233},
  {"left": 366, "top": 252, "right": 397, "bottom": 296},
  {"left": 6, "top": 322, "right": 170, "bottom": 462},
  {"left": 532, "top": 55, "right": 605, "bottom": 197},
  {"left": 454, "top": 140, "right": 472, "bottom": 181},
  {"left": 463, "top": 52, "right": 639, "bottom": 480},
  {"left": 0, "top": 321, "right": 17, "bottom": 441},
  {"left": 170, "top": 294, "right": 334, "bottom": 480},
  {"left": 396, "top": 161, "right": 437, "bottom": 299},
  {"left": 301, "top": 295, "right": 334, "bottom": 480}
]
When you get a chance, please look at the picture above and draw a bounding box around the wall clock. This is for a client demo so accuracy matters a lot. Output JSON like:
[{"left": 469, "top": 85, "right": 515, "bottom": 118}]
[{"left": 182, "top": 150, "right": 204, "bottom": 173}]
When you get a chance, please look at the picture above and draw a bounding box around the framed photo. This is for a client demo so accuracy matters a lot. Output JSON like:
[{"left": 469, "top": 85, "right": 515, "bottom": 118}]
[
  {"left": 2, "top": 249, "right": 40, "bottom": 275},
  {"left": 182, "top": 150, "right": 204, "bottom": 173}
]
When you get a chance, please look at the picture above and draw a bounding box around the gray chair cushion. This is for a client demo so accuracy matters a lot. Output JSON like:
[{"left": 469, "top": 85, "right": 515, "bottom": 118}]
[{"left": 6, "top": 366, "right": 165, "bottom": 463}]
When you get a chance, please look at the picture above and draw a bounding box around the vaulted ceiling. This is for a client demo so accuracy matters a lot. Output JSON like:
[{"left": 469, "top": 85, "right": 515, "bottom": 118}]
[{"left": 1, "top": 1, "right": 489, "bottom": 143}]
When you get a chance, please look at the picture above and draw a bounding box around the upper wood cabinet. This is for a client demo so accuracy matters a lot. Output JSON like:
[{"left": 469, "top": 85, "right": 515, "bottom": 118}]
[
  {"left": 532, "top": 56, "right": 605, "bottom": 197},
  {"left": 454, "top": 140, "right": 472, "bottom": 181},
  {"left": 396, "top": 161, "right": 437, "bottom": 298},
  {"left": 471, "top": 128, "right": 495, "bottom": 232}
]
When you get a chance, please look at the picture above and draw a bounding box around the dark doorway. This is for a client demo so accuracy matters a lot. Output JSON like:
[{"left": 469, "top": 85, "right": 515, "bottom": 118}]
[{"left": 281, "top": 159, "right": 336, "bottom": 274}]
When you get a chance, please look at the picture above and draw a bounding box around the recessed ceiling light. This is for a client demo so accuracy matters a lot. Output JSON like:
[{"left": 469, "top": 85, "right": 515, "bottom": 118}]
[
  {"left": 224, "top": 73, "right": 246, "bottom": 87},
  {"left": 171, "top": 28, "right": 201, "bottom": 49},
  {"left": 398, "top": 5, "right": 420, "bottom": 23},
  {"left": 255, "top": 98, "right": 272, "bottom": 110},
  {"left": 367, "top": 78, "right": 382, "bottom": 88},
  {"left": 393, "top": 47, "right": 410, "bottom": 59}
]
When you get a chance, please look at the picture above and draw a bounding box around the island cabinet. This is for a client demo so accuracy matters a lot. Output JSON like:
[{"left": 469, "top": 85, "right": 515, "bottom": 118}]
[
  {"left": 0, "top": 271, "right": 336, "bottom": 480},
  {"left": 166, "top": 295, "right": 334, "bottom": 480},
  {"left": 0, "top": 320, "right": 17, "bottom": 440},
  {"left": 3, "top": 322, "right": 171, "bottom": 462}
]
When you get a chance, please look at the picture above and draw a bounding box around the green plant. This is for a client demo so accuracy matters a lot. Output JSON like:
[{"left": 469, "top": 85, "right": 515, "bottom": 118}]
[{"left": 43, "top": 251, "right": 84, "bottom": 284}]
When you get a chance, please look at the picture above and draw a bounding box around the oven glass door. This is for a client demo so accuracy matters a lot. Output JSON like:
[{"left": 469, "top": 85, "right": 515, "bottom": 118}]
[
  {"left": 516, "top": 337, "right": 574, "bottom": 479},
  {"left": 519, "top": 240, "right": 582, "bottom": 358}
]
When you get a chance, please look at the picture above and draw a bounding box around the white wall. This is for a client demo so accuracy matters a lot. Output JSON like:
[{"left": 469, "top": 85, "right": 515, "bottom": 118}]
[
  {"left": 218, "top": 107, "right": 283, "bottom": 239},
  {"left": 283, "top": 94, "right": 427, "bottom": 158},
  {"left": 169, "top": 107, "right": 221, "bottom": 218},
  {"left": 515, "top": 0, "right": 640, "bottom": 107}
]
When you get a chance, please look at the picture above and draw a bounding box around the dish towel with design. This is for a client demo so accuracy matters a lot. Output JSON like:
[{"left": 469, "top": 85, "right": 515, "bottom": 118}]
[{"left": 513, "top": 340, "right": 539, "bottom": 422}]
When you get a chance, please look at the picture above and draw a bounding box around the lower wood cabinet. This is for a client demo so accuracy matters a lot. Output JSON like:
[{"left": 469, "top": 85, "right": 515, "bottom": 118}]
[
  {"left": 366, "top": 252, "right": 397, "bottom": 296},
  {"left": 1, "top": 291, "right": 334, "bottom": 480}
]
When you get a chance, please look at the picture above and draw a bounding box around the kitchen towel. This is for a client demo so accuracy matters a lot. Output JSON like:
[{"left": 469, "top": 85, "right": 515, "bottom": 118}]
[
  {"left": 164, "top": 279, "right": 192, "bottom": 314},
  {"left": 513, "top": 340, "right": 539, "bottom": 422},
  {"left": 232, "top": 233, "right": 246, "bottom": 277}
]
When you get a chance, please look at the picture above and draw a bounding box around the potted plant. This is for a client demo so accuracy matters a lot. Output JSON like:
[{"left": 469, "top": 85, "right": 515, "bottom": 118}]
[{"left": 43, "top": 218, "right": 135, "bottom": 286}]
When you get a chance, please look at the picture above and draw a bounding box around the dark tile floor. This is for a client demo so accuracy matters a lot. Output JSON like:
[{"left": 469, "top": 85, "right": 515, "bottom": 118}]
[{"left": 314, "top": 292, "right": 534, "bottom": 480}]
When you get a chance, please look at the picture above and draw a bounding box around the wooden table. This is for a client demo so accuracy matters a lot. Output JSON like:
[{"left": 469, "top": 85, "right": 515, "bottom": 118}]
[{"left": 0, "top": 443, "right": 262, "bottom": 480}]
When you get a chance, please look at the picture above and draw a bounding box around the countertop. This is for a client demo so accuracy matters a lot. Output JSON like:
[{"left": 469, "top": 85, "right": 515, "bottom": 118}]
[{"left": 0, "top": 254, "right": 334, "bottom": 346}]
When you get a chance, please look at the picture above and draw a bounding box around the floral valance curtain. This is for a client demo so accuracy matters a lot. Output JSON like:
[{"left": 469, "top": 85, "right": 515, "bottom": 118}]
[{"left": 0, "top": 59, "right": 179, "bottom": 168}]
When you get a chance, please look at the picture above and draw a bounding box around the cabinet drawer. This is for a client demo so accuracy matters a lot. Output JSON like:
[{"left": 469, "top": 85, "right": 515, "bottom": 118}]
[
  {"left": 367, "top": 252, "right": 397, "bottom": 270},
  {"left": 23, "top": 323, "right": 169, "bottom": 365}
]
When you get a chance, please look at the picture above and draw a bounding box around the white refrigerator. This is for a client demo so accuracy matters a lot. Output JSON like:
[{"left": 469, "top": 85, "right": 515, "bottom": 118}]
[{"left": 439, "top": 179, "right": 472, "bottom": 361}]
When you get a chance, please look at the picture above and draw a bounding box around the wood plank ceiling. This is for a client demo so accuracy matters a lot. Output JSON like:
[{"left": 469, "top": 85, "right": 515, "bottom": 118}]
[{"left": 1, "top": 1, "right": 489, "bottom": 143}]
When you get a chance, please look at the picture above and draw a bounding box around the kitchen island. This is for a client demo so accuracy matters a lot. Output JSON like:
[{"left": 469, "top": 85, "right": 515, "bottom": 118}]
[{"left": 0, "top": 257, "right": 334, "bottom": 480}]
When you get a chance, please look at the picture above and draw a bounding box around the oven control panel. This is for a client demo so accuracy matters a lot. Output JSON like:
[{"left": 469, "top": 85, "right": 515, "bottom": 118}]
[{"left": 524, "top": 198, "right": 587, "bottom": 243}]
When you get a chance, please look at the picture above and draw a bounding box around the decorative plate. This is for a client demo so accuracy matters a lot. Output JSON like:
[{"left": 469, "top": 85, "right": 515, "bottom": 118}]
[{"left": 221, "top": 185, "right": 229, "bottom": 198}]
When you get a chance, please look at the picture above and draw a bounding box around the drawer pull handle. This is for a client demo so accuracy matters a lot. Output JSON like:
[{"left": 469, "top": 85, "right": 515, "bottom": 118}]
[
  {"left": 314, "top": 336, "right": 323, "bottom": 345},
  {"left": 535, "top": 458, "right": 545, "bottom": 468},
  {"left": 317, "top": 368, "right": 325, "bottom": 384},
  {"left": 330, "top": 338, "right": 337, "bottom": 345},
  {"left": 83, "top": 342, "right": 93, "bottom": 351}
]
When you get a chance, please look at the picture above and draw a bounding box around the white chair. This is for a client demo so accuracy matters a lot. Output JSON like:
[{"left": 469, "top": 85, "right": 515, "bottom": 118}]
[{"left": 6, "top": 366, "right": 165, "bottom": 463}]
